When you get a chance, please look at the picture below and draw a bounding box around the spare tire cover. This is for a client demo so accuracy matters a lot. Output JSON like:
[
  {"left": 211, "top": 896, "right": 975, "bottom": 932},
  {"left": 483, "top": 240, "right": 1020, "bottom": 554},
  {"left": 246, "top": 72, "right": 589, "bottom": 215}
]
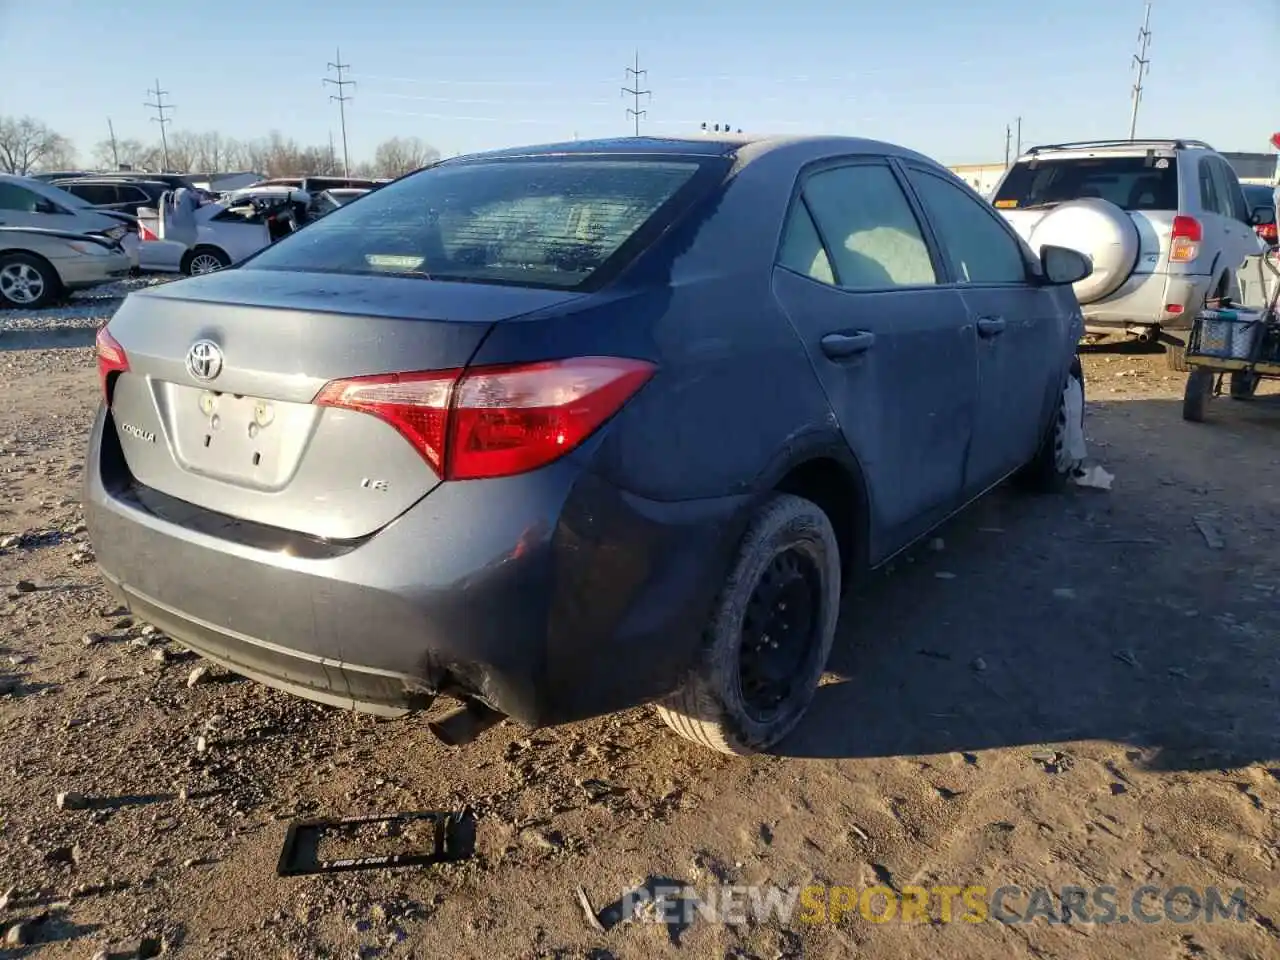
[{"left": 1029, "top": 199, "right": 1140, "bottom": 304}]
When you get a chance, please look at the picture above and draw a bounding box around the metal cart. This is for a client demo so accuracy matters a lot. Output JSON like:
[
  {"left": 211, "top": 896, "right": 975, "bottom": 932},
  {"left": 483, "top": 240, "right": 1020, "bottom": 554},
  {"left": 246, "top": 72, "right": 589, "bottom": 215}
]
[{"left": 1181, "top": 249, "right": 1280, "bottom": 422}]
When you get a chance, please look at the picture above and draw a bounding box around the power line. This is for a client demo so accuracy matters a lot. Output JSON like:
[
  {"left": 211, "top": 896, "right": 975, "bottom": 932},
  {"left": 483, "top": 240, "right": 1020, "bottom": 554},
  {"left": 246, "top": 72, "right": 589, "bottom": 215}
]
[
  {"left": 325, "top": 49, "right": 356, "bottom": 177},
  {"left": 144, "top": 80, "right": 174, "bottom": 171},
  {"left": 1129, "top": 1, "right": 1153, "bottom": 140},
  {"left": 621, "top": 51, "right": 650, "bottom": 137}
]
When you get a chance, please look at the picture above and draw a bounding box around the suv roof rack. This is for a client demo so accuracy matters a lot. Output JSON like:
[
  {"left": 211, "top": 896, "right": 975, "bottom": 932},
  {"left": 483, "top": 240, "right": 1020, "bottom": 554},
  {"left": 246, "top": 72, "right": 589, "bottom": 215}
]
[{"left": 1025, "top": 138, "right": 1214, "bottom": 155}]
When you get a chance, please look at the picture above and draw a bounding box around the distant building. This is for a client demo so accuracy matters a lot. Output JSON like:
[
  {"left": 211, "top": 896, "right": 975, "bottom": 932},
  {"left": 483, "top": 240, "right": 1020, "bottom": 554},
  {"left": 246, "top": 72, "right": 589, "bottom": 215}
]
[
  {"left": 1221, "top": 152, "right": 1278, "bottom": 185},
  {"left": 947, "top": 162, "right": 1007, "bottom": 197}
]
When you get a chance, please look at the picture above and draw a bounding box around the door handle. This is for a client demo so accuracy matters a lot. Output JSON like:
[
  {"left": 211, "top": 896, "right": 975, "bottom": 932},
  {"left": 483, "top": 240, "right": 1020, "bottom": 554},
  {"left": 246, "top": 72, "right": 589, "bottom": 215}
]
[
  {"left": 821, "top": 331, "right": 876, "bottom": 359},
  {"left": 976, "top": 316, "right": 1006, "bottom": 338}
]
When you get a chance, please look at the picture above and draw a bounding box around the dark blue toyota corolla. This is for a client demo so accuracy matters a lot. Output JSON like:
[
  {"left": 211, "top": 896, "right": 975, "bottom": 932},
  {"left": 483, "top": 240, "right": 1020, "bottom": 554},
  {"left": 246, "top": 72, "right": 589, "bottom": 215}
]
[{"left": 85, "top": 135, "right": 1089, "bottom": 754}]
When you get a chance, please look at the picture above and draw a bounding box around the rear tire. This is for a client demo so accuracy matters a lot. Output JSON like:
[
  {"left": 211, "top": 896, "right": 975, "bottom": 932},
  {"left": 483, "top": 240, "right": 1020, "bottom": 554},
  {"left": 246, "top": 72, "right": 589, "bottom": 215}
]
[
  {"left": 656, "top": 493, "right": 840, "bottom": 756},
  {"left": 181, "top": 246, "right": 231, "bottom": 276},
  {"left": 1017, "top": 357, "right": 1085, "bottom": 493},
  {"left": 1182, "top": 368, "right": 1213, "bottom": 422}
]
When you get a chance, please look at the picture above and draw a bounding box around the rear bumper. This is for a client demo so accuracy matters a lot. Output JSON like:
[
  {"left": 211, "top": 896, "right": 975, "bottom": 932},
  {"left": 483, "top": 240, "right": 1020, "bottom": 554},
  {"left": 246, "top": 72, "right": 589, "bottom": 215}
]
[
  {"left": 84, "top": 407, "right": 745, "bottom": 727},
  {"left": 1080, "top": 270, "right": 1212, "bottom": 333}
]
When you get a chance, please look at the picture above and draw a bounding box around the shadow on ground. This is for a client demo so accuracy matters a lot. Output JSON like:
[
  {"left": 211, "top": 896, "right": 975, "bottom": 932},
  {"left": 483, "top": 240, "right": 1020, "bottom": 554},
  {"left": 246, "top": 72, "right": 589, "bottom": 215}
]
[
  {"left": 781, "top": 397, "right": 1280, "bottom": 772},
  {"left": 0, "top": 327, "right": 99, "bottom": 351}
]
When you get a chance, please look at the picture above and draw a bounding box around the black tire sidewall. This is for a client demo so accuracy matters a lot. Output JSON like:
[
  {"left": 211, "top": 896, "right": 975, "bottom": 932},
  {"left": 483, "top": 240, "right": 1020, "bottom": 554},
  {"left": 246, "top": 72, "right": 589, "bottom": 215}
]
[{"left": 701, "top": 495, "right": 840, "bottom": 750}]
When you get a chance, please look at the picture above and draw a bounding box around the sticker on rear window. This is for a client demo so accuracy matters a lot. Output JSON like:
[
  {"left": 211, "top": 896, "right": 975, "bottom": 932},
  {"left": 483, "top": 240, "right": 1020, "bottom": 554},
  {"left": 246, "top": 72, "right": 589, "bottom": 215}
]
[
  {"left": 1154, "top": 159, "right": 1169, "bottom": 169},
  {"left": 994, "top": 199, "right": 1018, "bottom": 209}
]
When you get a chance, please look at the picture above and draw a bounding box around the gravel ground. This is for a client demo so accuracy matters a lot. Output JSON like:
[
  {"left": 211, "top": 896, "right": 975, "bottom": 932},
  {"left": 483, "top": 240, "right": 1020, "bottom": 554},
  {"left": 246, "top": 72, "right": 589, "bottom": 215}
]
[
  {"left": 0, "top": 276, "right": 174, "bottom": 346},
  {"left": 1, "top": 302, "right": 1279, "bottom": 959}
]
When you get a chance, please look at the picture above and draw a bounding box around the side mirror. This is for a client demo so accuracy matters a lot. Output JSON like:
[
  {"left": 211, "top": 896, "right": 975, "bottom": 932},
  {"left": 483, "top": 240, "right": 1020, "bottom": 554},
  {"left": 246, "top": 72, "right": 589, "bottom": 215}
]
[
  {"left": 1039, "top": 244, "right": 1093, "bottom": 286},
  {"left": 34, "top": 200, "right": 61, "bottom": 215},
  {"left": 1249, "top": 206, "right": 1275, "bottom": 227}
]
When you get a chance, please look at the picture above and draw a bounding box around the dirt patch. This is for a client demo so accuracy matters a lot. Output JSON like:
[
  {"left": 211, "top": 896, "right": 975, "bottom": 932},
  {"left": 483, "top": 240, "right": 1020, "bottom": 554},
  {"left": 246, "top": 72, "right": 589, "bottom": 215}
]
[{"left": 1, "top": 339, "right": 1278, "bottom": 959}]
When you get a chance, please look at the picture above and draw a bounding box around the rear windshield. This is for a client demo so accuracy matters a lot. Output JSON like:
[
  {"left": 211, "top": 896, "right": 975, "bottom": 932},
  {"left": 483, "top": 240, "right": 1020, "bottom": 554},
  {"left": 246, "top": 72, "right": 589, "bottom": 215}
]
[
  {"left": 245, "top": 157, "right": 707, "bottom": 289},
  {"left": 993, "top": 155, "right": 1179, "bottom": 212}
]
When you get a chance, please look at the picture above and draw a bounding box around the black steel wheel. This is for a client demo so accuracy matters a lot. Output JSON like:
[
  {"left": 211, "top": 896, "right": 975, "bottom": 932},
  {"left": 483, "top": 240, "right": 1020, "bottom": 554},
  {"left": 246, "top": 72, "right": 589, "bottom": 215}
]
[{"left": 657, "top": 493, "right": 841, "bottom": 755}]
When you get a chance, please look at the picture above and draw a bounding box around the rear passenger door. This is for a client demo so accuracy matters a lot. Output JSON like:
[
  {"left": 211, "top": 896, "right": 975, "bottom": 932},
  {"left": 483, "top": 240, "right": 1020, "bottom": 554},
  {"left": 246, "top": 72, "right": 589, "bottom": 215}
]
[
  {"left": 1196, "top": 156, "right": 1236, "bottom": 278},
  {"left": 770, "top": 158, "right": 979, "bottom": 560},
  {"left": 1210, "top": 158, "right": 1264, "bottom": 275},
  {"left": 903, "top": 164, "right": 1066, "bottom": 491}
]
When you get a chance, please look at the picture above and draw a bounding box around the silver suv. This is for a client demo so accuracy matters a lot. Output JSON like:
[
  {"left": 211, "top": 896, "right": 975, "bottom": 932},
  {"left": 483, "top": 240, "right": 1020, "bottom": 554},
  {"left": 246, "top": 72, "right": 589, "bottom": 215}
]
[{"left": 991, "top": 139, "right": 1268, "bottom": 370}]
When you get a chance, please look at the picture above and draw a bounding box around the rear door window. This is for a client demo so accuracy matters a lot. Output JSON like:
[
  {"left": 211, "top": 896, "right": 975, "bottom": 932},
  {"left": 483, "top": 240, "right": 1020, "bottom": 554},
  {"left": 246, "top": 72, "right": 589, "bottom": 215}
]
[
  {"left": 908, "top": 169, "right": 1029, "bottom": 285},
  {"left": 246, "top": 156, "right": 716, "bottom": 290},
  {"left": 1198, "top": 159, "right": 1225, "bottom": 215},
  {"left": 993, "top": 155, "right": 1179, "bottom": 211},
  {"left": 797, "top": 163, "right": 937, "bottom": 289},
  {"left": 66, "top": 183, "right": 119, "bottom": 206},
  {"left": 1211, "top": 158, "right": 1250, "bottom": 222}
]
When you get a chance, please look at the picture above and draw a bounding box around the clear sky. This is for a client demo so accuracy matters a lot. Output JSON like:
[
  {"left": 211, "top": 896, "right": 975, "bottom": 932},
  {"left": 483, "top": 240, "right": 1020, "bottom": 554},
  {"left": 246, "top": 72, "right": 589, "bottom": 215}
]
[{"left": 1, "top": 0, "right": 1275, "bottom": 167}]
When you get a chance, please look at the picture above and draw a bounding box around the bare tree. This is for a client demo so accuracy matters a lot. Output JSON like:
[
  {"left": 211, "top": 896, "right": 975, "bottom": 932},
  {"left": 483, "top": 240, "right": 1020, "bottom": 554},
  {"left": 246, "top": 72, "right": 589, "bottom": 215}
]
[
  {"left": 90, "top": 136, "right": 148, "bottom": 170},
  {"left": 164, "top": 130, "right": 202, "bottom": 173},
  {"left": 0, "top": 115, "right": 77, "bottom": 174},
  {"left": 372, "top": 137, "right": 440, "bottom": 178}
]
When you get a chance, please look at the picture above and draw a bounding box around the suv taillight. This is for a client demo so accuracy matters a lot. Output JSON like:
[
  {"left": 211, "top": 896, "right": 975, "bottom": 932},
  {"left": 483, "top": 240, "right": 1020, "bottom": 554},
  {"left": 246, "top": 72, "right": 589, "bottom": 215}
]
[
  {"left": 1170, "top": 215, "right": 1202, "bottom": 262},
  {"left": 95, "top": 327, "right": 129, "bottom": 402},
  {"left": 1257, "top": 222, "right": 1278, "bottom": 245},
  {"left": 315, "top": 357, "right": 656, "bottom": 480}
]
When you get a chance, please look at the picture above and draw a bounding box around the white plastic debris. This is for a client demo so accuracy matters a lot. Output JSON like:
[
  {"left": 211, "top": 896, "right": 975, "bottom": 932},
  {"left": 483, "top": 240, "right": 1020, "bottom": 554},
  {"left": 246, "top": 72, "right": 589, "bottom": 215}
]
[
  {"left": 1072, "top": 465, "right": 1114, "bottom": 491},
  {"left": 1063, "top": 374, "right": 1088, "bottom": 464}
]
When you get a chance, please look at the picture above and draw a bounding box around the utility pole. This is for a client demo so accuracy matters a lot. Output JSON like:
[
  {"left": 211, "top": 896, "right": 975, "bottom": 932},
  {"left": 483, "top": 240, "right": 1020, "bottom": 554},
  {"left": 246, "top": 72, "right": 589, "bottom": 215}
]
[
  {"left": 621, "top": 51, "right": 650, "bottom": 137},
  {"left": 1005, "top": 124, "right": 1012, "bottom": 167},
  {"left": 325, "top": 49, "right": 355, "bottom": 177},
  {"left": 107, "top": 117, "right": 120, "bottom": 170},
  {"left": 144, "top": 80, "right": 174, "bottom": 171},
  {"left": 1129, "top": 1, "right": 1153, "bottom": 140},
  {"left": 1016, "top": 116, "right": 1022, "bottom": 157}
]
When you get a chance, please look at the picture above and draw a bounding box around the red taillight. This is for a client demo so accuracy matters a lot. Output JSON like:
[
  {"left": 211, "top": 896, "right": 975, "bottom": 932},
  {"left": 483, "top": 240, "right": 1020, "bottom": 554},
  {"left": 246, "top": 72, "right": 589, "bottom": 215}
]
[
  {"left": 1169, "top": 215, "right": 1202, "bottom": 263},
  {"left": 1258, "top": 223, "right": 1278, "bottom": 244},
  {"left": 95, "top": 327, "right": 129, "bottom": 402},
  {"left": 315, "top": 357, "right": 656, "bottom": 480}
]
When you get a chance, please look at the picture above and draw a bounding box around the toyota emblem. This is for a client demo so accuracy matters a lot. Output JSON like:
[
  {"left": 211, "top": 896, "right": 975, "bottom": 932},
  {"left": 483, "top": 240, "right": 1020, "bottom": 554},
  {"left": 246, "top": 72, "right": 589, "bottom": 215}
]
[{"left": 186, "top": 339, "right": 224, "bottom": 382}]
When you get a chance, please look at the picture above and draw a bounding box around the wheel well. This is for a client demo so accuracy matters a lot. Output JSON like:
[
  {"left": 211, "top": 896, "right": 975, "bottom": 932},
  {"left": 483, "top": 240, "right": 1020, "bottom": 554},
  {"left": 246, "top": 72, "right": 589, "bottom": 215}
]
[
  {"left": 185, "top": 244, "right": 228, "bottom": 262},
  {"left": 0, "top": 249, "right": 62, "bottom": 290},
  {"left": 773, "top": 456, "right": 866, "bottom": 586}
]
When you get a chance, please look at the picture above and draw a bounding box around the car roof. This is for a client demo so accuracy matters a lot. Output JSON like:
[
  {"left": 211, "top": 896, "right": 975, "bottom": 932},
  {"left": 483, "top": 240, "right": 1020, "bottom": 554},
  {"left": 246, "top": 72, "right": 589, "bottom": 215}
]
[
  {"left": 444, "top": 134, "right": 938, "bottom": 169},
  {"left": 57, "top": 177, "right": 168, "bottom": 186}
]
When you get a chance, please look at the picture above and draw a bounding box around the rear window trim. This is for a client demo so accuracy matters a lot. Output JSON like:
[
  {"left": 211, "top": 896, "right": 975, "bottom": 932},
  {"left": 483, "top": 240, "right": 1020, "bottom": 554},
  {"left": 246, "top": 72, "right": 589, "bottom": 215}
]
[{"left": 242, "top": 154, "right": 732, "bottom": 294}]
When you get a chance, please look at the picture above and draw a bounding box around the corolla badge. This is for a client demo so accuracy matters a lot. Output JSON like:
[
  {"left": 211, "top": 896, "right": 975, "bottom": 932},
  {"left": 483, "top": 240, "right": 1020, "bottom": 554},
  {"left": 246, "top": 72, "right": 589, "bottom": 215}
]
[
  {"left": 119, "top": 422, "right": 156, "bottom": 443},
  {"left": 186, "top": 339, "right": 224, "bottom": 382}
]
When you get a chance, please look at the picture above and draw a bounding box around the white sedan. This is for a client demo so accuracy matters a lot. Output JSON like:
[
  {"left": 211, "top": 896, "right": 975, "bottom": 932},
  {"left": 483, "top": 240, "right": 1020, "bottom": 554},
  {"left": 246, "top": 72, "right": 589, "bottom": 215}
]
[{"left": 134, "top": 200, "right": 272, "bottom": 275}]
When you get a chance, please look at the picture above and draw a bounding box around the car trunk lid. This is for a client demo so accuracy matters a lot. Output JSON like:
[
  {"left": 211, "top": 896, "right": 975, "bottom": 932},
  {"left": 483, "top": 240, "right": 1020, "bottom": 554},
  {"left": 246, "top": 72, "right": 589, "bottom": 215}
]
[{"left": 104, "top": 270, "right": 582, "bottom": 540}]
